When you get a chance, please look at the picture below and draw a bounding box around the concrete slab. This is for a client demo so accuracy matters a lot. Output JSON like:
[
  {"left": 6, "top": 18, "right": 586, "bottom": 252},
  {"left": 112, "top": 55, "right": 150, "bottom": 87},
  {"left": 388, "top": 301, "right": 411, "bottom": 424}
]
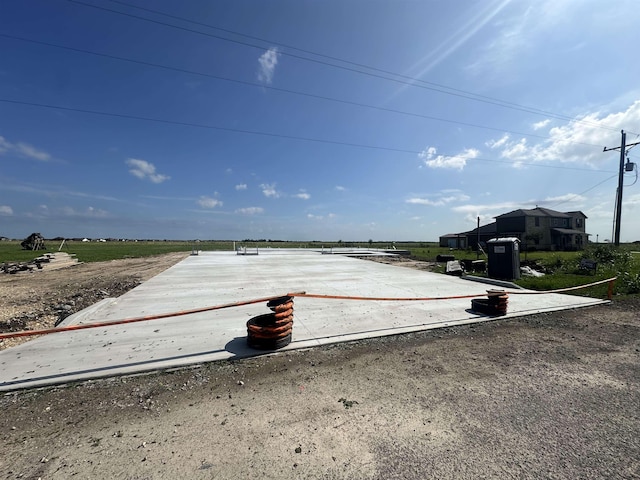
[{"left": 0, "top": 250, "right": 608, "bottom": 391}]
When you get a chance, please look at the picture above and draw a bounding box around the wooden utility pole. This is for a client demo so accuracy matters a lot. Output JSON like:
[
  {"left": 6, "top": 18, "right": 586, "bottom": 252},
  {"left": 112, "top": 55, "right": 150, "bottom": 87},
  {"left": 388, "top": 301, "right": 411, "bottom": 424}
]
[
  {"left": 476, "top": 216, "right": 480, "bottom": 260},
  {"left": 604, "top": 130, "right": 640, "bottom": 246}
]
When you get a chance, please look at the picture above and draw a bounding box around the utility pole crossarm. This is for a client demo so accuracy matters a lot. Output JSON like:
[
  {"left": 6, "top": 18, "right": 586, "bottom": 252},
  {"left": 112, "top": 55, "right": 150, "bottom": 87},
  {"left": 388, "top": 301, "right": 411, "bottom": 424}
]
[{"left": 603, "top": 140, "right": 640, "bottom": 152}]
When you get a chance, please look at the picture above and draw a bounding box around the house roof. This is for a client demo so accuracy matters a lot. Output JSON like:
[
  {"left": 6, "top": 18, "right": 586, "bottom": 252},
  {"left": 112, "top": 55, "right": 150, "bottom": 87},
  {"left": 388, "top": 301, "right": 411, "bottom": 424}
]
[
  {"left": 565, "top": 211, "right": 588, "bottom": 218},
  {"left": 463, "top": 222, "right": 497, "bottom": 236},
  {"left": 495, "top": 207, "right": 585, "bottom": 219}
]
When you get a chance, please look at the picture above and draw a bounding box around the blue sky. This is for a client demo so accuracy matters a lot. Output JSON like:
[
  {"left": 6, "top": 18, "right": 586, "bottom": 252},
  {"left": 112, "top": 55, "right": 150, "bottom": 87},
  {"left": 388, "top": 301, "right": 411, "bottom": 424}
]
[{"left": 2, "top": 0, "right": 640, "bottom": 242}]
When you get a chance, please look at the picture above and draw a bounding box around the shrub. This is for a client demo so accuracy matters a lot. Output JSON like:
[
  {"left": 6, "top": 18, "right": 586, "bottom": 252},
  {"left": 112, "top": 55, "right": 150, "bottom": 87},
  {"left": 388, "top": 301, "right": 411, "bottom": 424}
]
[
  {"left": 581, "top": 244, "right": 632, "bottom": 269},
  {"left": 541, "top": 254, "right": 569, "bottom": 273},
  {"left": 618, "top": 272, "right": 640, "bottom": 294}
]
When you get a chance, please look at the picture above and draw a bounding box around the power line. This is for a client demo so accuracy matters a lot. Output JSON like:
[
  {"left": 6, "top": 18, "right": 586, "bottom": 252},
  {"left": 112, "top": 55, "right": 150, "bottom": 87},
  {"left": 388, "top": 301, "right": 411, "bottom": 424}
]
[
  {"left": 0, "top": 33, "right": 606, "bottom": 151},
  {"left": 105, "top": 0, "right": 631, "bottom": 135},
  {"left": 549, "top": 174, "right": 618, "bottom": 209},
  {"left": 0, "top": 97, "right": 616, "bottom": 174},
  {"left": 103, "top": 0, "right": 582, "bottom": 118},
  {"left": 66, "top": 0, "right": 627, "bottom": 134}
]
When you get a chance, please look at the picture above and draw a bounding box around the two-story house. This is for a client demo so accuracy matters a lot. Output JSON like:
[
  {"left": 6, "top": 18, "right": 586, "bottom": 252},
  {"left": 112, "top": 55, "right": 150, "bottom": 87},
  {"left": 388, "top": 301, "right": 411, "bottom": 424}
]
[{"left": 494, "top": 207, "right": 588, "bottom": 250}]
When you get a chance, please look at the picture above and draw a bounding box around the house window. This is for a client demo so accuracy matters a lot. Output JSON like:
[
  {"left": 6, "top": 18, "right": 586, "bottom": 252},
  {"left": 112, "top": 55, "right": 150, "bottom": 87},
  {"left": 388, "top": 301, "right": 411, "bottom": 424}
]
[
  {"left": 535, "top": 217, "right": 540, "bottom": 227},
  {"left": 576, "top": 218, "right": 582, "bottom": 228}
]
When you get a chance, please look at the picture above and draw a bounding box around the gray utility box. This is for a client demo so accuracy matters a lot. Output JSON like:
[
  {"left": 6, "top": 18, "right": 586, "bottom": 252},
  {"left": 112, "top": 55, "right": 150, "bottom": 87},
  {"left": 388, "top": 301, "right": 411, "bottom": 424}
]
[{"left": 487, "top": 237, "right": 521, "bottom": 280}]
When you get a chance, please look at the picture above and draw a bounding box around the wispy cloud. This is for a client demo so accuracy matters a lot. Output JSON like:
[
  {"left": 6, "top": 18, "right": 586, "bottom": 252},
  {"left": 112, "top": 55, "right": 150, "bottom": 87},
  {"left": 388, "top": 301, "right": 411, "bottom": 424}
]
[
  {"left": 452, "top": 192, "right": 588, "bottom": 225},
  {"left": 335, "top": 186, "right": 346, "bottom": 192},
  {"left": 59, "top": 206, "right": 110, "bottom": 218},
  {"left": 0, "top": 205, "right": 13, "bottom": 215},
  {"left": 236, "top": 207, "right": 264, "bottom": 215},
  {"left": 257, "top": 47, "right": 279, "bottom": 84},
  {"left": 307, "top": 213, "right": 335, "bottom": 220},
  {"left": 294, "top": 189, "right": 310, "bottom": 200},
  {"left": 0, "top": 182, "right": 123, "bottom": 203},
  {"left": 419, "top": 147, "right": 480, "bottom": 170},
  {"left": 407, "top": 191, "right": 470, "bottom": 207},
  {"left": 197, "top": 196, "right": 223, "bottom": 208},
  {"left": 532, "top": 119, "right": 551, "bottom": 130},
  {"left": 260, "top": 183, "right": 280, "bottom": 198},
  {"left": 235, "top": 184, "right": 248, "bottom": 191},
  {"left": 126, "top": 158, "right": 170, "bottom": 183},
  {"left": 0, "top": 135, "right": 51, "bottom": 161},
  {"left": 140, "top": 195, "right": 193, "bottom": 201}
]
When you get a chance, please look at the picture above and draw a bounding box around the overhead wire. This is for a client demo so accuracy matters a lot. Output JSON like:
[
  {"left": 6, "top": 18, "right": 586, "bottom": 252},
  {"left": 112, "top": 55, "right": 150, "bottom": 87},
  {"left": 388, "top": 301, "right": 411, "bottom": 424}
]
[
  {"left": 66, "top": 0, "right": 628, "bottom": 134},
  {"left": 0, "top": 33, "right": 607, "bottom": 151},
  {"left": 549, "top": 174, "right": 618, "bottom": 209},
  {"left": 104, "top": 0, "right": 636, "bottom": 135},
  {"left": 0, "top": 97, "right": 617, "bottom": 174}
]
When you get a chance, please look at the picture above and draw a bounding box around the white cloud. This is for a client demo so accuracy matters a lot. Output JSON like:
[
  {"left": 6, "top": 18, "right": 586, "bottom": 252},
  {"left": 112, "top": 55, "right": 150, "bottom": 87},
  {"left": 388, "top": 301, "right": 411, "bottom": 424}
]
[
  {"left": 260, "top": 183, "right": 280, "bottom": 198},
  {"left": 197, "top": 196, "right": 223, "bottom": 208},
  {"left": 257, "top": 47, "right": 279, "bottom": 84},
  {"left": 126, "top": 158, "right": 170, "bottom": 183},
  {"left": 335, "top": 186, "right": 346, "bottom": 192},
  {"left": 486, "top": 100, "right": 640, "bottom": 167},
  {"left": 235, "top": 184, "right": 247, "bottom": 190},
  {"left": 0, "top": 136, "right": 51, "bottom": 161},
  {"left": 451, "top": 193, "right": 588, "bottom": 226},
  {"left": 418, "top": 147, "right": 437, "bottom": 160},
  {"left": 419, "top": 147, "right": 480, "bottom": 170},
  {"left": 294, "top": 190, "right": 310, "bottom": 200},
  {"left": 307, "top": 212, "right": 335, "bottom": 220},
  {"left": 540, "top": 193, "right": 586, "bottom": 205},
  {"left": 485, "top": 134, "right": 510, "bottom": 149},
  {"left": 407, "top": 191, "right": 470, "bottom": 207},
  {"left": 532, "top": 119, "right": 551, "bottom": 130},
  {"left": 0, "top": 205, "right": 13, "bottom": 215},
  {"left": 60, "top": 206, "right": 110, "bottom": 218},
  {"left": 236, "top": 207, "right": 264, "bottom": 215},
  {"left": 452, "top": 201, "right": 527, "bottom": 215}
]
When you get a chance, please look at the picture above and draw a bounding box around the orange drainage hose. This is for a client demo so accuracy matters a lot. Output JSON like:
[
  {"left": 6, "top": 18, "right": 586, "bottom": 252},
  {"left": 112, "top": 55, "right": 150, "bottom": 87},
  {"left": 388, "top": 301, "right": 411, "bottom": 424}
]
[
  {"left": 289, "top": 277, "right": 617, "bottom": 302},
  {"left": 0, "top": 291, "right": 307, "bottom": 341},
  {"left": 0, "top": 277, "right": 617, "bottom": 341}
]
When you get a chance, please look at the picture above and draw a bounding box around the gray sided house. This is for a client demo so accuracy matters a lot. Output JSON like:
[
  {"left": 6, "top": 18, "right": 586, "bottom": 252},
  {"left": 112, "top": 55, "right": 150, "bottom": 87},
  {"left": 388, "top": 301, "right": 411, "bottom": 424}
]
[
  {"left": 495, "top": 207, "right": 588, "bottom": 251},
  {"left": 439, "top": 233, "right": 467, "bottom": 249},
  {"left": 464, "top": 222, "right": 497, "bottom": 251}
]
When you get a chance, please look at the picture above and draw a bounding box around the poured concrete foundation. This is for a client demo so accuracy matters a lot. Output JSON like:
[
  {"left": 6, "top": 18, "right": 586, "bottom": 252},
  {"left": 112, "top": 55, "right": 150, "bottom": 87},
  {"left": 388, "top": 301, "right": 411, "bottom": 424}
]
[{"left": 0, "top": 250, "right": 608, "bottom": 391}]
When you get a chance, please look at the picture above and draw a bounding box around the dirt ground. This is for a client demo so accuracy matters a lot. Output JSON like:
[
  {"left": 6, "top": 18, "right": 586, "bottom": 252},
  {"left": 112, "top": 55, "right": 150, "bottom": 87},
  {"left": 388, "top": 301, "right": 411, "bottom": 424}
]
[
  {"left": 0, "top": 254, "right": 639, "bottom": 479},
  {"left": 0, "top": 252, "right": 189, "bottom": 350}
]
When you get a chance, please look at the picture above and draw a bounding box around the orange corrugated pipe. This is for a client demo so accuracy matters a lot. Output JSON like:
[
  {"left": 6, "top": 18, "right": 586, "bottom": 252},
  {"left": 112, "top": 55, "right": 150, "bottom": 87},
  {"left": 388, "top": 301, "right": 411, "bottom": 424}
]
[
  {"left": 0, "top": 277, "right": 616, "bottom": 341},
  {"left": 0, "top": 291, "right": 306, "bottom": 340}
]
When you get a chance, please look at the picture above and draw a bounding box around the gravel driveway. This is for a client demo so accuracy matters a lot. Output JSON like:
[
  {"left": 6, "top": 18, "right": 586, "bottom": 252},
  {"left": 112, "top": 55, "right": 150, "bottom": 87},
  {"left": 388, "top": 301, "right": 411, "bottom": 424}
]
[{"left": 1, "top": 296, "right": 638, "bottom": 479}]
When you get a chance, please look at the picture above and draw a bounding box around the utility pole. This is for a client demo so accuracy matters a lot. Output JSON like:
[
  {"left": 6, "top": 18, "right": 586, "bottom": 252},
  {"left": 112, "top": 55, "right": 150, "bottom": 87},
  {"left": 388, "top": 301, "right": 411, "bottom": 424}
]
[
  {"left": 604, "top": 130, "right": 640, "bottom": 246},
  {"left": 476, "top": 216, "right": 480, "bottom": 260}
]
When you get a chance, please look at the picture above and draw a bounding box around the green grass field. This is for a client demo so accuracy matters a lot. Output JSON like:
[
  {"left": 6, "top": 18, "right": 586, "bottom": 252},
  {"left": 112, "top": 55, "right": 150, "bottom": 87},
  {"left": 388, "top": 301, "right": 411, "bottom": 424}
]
[
  {"left": 0, "top": 240, "right": 234, "bottom": 263},
  {"left": 2, "top": 239, "right": 638, "bottom": 297}
]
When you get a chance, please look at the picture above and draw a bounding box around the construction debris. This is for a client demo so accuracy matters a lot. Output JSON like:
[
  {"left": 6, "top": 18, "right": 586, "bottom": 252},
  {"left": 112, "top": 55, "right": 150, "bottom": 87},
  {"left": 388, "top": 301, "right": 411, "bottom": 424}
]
[
  {"left": 1, "top": 252, "right": 81, "bottom": 275},
  {"left": 446, "top": 260, "right": 464, "bottom": 276},
  {"left": 20, "top": 232, "right": 46, "bottom": 251}
]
